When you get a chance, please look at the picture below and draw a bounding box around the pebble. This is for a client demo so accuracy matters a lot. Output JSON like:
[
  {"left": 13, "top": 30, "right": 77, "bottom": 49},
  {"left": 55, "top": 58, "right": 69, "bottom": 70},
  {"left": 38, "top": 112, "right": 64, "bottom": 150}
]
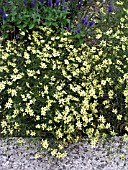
[{"left": 0, "top": 136, "right": 127, "bottom": 170}]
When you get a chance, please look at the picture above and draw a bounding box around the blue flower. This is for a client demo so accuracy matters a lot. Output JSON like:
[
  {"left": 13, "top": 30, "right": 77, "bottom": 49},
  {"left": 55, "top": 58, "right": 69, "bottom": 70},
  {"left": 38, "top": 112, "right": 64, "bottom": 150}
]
[
  {"left": 67, "top": 23, "right": 72, "bottom": 33},
  {"left": 108, "top": 4, "right": 113, "bottom": 12},
  {"left": 76, "top": 26, "right": 80, "bottom": 33},
  {"left": 88, "top": 20, "right": 94, "bottom": 27},
  {"left": 78, "top": 0, "right": 82, "bottom": 9},
  {"left": 81, "top": 17, "right": 88, "bottom": 25},
  {"left": 23, "top": 0, "right": 27, "bottom": 6},
  {"left": 0, "top": 9, "right": 2, "bottom": 15},
  {"left": 64, "top": 6, "right": 67, "bottom": 10},
  {"left": 31, "top": 0, "right": 36, "bottom": 7},
  {"left": 5, "top": 2, "right": 9, "bottom": 6},
  {"left": 55, "top": 0, "right": 60, "bottom": 7},
  {"left": 48, "top": 0, "right": 52, "bottom": 7},
  {"left": 3, "top": 13, "right": 7, "bottom": 20},
  {"left": 41, "top": 0, "right": 45, "bottom": 3}
]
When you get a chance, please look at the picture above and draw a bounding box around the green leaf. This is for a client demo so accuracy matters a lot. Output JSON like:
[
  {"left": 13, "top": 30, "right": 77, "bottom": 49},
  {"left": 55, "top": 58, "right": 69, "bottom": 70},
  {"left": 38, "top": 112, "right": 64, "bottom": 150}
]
[
  {"left": 29, "top": 23, "right": 35, "bottom": 29},
  {"left": 3, "top": 33, "right": 8, "bottom": 39}
]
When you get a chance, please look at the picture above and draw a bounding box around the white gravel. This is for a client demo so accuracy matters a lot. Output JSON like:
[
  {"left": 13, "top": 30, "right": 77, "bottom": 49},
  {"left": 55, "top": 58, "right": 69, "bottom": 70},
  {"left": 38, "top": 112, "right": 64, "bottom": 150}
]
[{"left": 0, "top": 136, "right": 128, "bottom": 170}]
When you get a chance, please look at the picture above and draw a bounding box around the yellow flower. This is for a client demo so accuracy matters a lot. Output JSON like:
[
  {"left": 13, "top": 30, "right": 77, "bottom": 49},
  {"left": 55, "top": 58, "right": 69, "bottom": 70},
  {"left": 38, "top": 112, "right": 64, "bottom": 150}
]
[
  {"left": 35, "top": 124, "right": 40, "bottom": 128},
  {"left": 11, "top": 89, "right": 17, "bottom": 97},
  {"left": 41, "top": 139, "right": 49, "bottom": 149},
  {"left": 35, "top": 153, "right": 41, "bottom": 159},
  {"left": 30, "top": 131, "right": 36, "bottom": 136},
  {"left": 91, "top": 138, "right": 97, "bottom": 148},
  {"left": 123, "top": 134, "right": 128, "bottom": 142},
  {"left": 36, "top": 116, "right": 40, "bottom": 121},
  {"left": 112, "top": 109, "right": 118, "bottom": 114},
  {"left": 56, "top": 129, "right": 63, "bottom": 139},
  {"left": 76, "top": 120, "right": 82, "bottom": 130},
  {"left": 5, "top": 102, "right": 12, "bottom": 109},
  {"left": 41, "top": 106, "right": 48, "bottom": 116},
  {"left": 101, "top": 80, "right": 106, "bottom": 86},
  {"left": 116, "top": 1, "right": 123, "bottom": 5},
  {"left": 51, "top": 149, "right": 57, "bottom": 156},
  {"left": 41, "top": 123, "right": 46, "bottom": 130},
  {"left": 1, "top": 120, "right": 7, "bottom": 127},
  {"left": 0, "top": 81, "right": 6, "bottom": 92},
  {"left": 106, "top": 29, "right": 113, "bottom": 35},
  {"left": 14, "top": 122, "right": 20, "bottom": 129},
  {"left": 108, "top": 90, "right": 114, "bottom": 99},
  {"left": 24, "top": 52, "right": 30, "bottom": 59},
  {"left": 117, "top": 114, "right": 122, "bottom": 120},
  {"left": 106, "top": 123, "right": 111, "bottom": 129},
  {"left": 58, "top": 144, "right": 63, "bottom": 150},
  {"left": 17, "top": 138, "right": 25, "bottom": 145},
  {"left": 96, "top": 33, "right": 102, "bottom": 39},
  {"left": 98, "top": 123, "right": 105, "bottom": 129},
  {"left": 125, "top": 126, "right": 128, "bottom": 132}
]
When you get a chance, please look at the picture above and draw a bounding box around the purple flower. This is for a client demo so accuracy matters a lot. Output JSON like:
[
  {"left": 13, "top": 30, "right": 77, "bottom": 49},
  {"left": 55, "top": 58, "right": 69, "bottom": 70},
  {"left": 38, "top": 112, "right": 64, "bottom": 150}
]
[
  {"left": 48, "top": 0, "right": 52, "bottom": 7},
  {"left": 55, "top": 0, "right": 60, "bottom": 7},
  {"left": 76, "top": 26, "right": 80, "bottom": 33},
  {"left": 78, "top": 0, "right": 82, "bottom": 9},
  {"left": 67, "top": 23, "right": 72, "bottom": 33},
  {"left": 0, "top": 9, "right": 2, "bottom": 15},
  {"left": 108, "top": 4, "right": 113, "bottom": 12},
  {"left": 5, "top": 2, "right": 9, "bottom": 6},
  {"left": 23, "top": 0, "right": 27, "bottom": 6},
  {"left": 64, "top": 6, "right": 67, "bottom": 10},
  {"left": 41, "top": 0, "right": 45, "bottom": 3},
  {"left": 81, "top": 17, "right": 88, "bottom": 25},
  {"left": 88, "top": 20, "right": 94, "bottom": 27},
  {"left": 31, "top": 0, "right": 36, "bottom": 7},
  {"left": 3, "top": 13, "right": 7, "bottom": 20}
]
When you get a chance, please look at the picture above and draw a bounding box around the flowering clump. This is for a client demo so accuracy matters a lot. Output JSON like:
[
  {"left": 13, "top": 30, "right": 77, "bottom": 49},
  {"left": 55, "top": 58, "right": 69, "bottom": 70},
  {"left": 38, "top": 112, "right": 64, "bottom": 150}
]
[
  {"left": 0, "top": 15, "right": 128, "bottom": 157},
  {"left": 0, "top": 0, "right": 127, "bottom": 159}
]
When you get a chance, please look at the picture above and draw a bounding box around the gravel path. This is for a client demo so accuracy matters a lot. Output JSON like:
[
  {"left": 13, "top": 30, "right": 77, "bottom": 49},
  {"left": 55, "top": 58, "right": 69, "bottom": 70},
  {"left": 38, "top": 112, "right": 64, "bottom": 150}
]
[{"left": 0, "top": 136, "right": 128, "bottom": 170}]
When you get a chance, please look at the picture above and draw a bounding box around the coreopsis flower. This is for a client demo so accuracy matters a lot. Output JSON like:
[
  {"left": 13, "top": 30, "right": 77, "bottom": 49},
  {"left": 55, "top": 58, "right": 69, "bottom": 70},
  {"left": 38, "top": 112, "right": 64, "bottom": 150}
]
[
  {"left": 88, "top": 20, "right": 94, "bottom": 27},
  {"left": 3, "top": 13, "right": 7, "bottom": 20},
  {"left": 108, "top": 4, "right": 113, "bottom": 12},
  {"left": 55, "top": 0, "right": 60, "bottom": 7},
  {"left": 31, "top": 0, "right": 36, "bottom": 7},
  {"left": 48, "top": 0, "right": 52, "bottom": 6}
]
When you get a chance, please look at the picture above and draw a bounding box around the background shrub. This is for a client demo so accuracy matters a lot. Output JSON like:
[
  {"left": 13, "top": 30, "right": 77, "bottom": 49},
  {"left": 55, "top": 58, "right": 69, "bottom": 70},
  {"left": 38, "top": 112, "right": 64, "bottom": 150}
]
[{"left": 1, "top": 0, "right": 123, "bottom": 45}]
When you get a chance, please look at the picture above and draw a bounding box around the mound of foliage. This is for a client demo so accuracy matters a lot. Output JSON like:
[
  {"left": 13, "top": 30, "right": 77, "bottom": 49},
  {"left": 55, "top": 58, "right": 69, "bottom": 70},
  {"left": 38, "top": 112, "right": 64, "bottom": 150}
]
[{"left": 0, "top": 0, "right": 128, "bottom": 158}]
